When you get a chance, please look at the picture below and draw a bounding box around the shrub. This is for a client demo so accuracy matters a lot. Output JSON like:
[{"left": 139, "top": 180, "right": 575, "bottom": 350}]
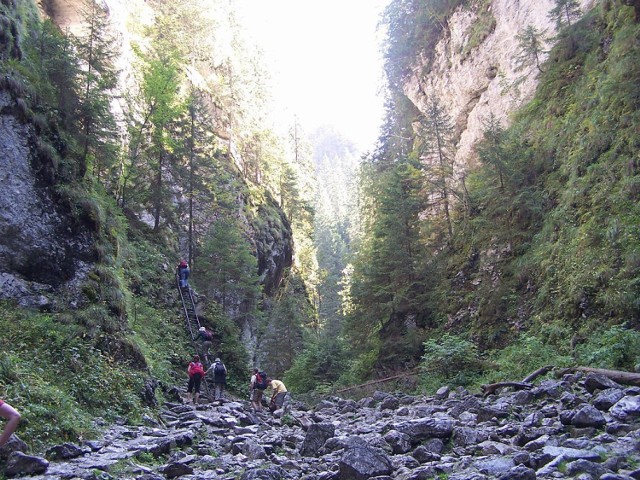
[
  {"left": 489, "top": 332, "right": 572, "bottom": 382},
  {"left": 419, "top": 334, "right": 484, "bottom": 392},
  {"left": 577, "top": 325, "right": 640, "bottom": 371},
  {"left": 422, "top": 334, "right": 481, "bottom": 377}
]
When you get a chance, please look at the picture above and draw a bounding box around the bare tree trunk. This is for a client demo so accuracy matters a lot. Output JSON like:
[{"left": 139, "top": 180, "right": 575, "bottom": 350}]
[
  {"left": 560, "top": 366, "right": 640, "bottom": 386},
  {"left": 481, "top": 382, "right": 532, "bottom": 397}
]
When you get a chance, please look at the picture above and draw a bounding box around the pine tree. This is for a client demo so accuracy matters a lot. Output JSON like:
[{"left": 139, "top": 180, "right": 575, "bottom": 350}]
[
  {"left": 418, "top": 95, "right": 458, "bottom": 239},
  {"left": 515, "top": 25, "right": 548, "bottom": 74},
  {"left": 549, "top": 0, "right": 582, "bottom": 31},
  {"left": 74, "top": 0, "right": 120, "bottom": 182},
  {"left": 199, "top": 217, "right": 261, "bottom": 316}
]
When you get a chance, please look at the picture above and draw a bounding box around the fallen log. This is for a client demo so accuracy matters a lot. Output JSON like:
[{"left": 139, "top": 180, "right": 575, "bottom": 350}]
[
  {"left": 558, "top": 366, "right": 640, "bottom": 386},
  {"left": 522, "top": 365, "right": 554, "bottom": 383},
  {"left": 334, "top": 372, "right": 417, "bottom": 394},
  {"left": 481, "top": 382, "right": 533, "bottom": 397}
]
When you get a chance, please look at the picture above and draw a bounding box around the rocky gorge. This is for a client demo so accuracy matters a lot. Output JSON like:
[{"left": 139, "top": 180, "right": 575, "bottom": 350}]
[{"left": 2, "top": 371, "right": 640, "bottom": 479}]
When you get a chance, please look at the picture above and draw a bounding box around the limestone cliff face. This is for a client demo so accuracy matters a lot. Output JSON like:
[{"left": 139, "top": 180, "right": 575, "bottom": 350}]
[
  {"left": 0, "top": 91, "right": 93, "bottom": 308},
  {"left": 405, "top": 0, "right": 596, "bottom": 171},
  {"left": 0, "top": 2, "right": 95, "bottom": 309}
]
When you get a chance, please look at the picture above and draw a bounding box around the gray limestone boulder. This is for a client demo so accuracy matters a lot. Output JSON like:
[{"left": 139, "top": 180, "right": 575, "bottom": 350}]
[
  {"left": 5, "top": 451, "right": 49, "bottom": 476},
  {"left": 338, "top": 443, "right": 393, "bottom": 480},
  {"left": 610, "top": 396, "right": 640, "bottom": 421}
]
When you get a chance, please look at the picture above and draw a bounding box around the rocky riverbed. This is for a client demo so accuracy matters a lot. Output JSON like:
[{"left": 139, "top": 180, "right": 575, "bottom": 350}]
[{"left": 1, "top": 371, "right": 640, "bottom": 479}]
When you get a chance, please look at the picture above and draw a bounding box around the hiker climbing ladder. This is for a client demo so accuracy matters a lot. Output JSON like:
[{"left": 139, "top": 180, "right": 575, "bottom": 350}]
[{"left": 176, "top": 275, "right": 211, "bottom": 398}]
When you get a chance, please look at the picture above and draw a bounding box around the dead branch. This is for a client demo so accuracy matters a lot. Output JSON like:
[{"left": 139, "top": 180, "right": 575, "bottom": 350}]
[
  {"left": 481, "top": 382, "right": 533, "bottom": 397},
  {"left": 522, "top": 365, "right": 554, "bottom": 383},
  {"left": 334, "top": 372, "right": 416, "bottom": 394}
]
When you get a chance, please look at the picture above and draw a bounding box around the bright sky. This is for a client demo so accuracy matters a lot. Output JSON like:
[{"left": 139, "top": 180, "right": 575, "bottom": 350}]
[{"left": 237, "top": 0, "right": 389, "bottom": 152}]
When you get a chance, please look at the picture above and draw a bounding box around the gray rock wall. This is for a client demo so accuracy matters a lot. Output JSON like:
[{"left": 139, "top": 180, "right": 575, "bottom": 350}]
[
  {"left": 406, "top": 0, "right": 596, "bottom": 171},
  {"left": 0, "top": 89, "right": 94, "bottom": 308}
]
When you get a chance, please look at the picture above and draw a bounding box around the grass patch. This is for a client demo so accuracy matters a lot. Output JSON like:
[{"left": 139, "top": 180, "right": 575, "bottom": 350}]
[{"left": 0, "top": 303, "right": 148, "bottom": 451}]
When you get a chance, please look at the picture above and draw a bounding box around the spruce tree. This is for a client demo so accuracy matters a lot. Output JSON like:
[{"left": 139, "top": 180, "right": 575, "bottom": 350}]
[
  {"left": 418, "top": 95, "right": 458, "bottom": 239},
  {"left": 549, "top": 0, "right": 582, "bottom": 31},
  {"left": 74, "top": 0, "right": 120, "bottom": 182},
  {"left": 343, "top": 152, "right": 428, "bottom": 360},
  {"left": 199, "top": 216, "right": 261, "bottom": 314},
  {"left": 476, "top": 113, "right": 507, "bottom": 190},
  {"left": 515, "top": 25, "right": 548, "bottom": 74},
  {"left": 181, "top": 89, "right": 219, "bottom": 266}
]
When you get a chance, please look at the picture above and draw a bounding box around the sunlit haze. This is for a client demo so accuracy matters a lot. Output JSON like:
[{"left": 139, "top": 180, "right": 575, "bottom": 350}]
[{"left": 237, "top": 0, "right": 389, "bottom": 152}]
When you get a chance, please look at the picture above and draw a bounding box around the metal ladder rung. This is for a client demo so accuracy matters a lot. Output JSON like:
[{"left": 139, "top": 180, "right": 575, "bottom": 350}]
[{"left": 176, "top": 275, "right": 211, "bottom": 398}]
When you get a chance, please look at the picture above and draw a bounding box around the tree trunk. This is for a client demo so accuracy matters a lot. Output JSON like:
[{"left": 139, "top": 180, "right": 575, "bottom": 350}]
[{"left": 562, "top": 366, "right": 640, "bottom": 386}]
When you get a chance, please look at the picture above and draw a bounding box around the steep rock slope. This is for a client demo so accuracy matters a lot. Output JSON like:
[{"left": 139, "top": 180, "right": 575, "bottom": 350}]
[
  {"left": 406, "top": 0, "right": 596, "bottom": 170},
  {"left": 0, "top": 2, "right": 95, "bottom": 308}
]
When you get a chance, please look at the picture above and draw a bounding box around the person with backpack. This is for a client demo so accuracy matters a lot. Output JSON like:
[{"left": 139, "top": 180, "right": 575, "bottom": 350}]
[
  {"left": 186, "top": 355, "right": 206, "bottom": 405},
  {"left": 250, "top": 368, "right": 268, "bottom": 412},
  {"left": 210, "top": 358, "right": 228, "bottom": 402},
  {"left": 197, "top": 326, "right": 213, "bottom": 362},
  {"left": 0, "top": 399, "right": 20, "bottom": 447},
  {"left": 267, "top": 378, "right": 291, "bottom": 416}
]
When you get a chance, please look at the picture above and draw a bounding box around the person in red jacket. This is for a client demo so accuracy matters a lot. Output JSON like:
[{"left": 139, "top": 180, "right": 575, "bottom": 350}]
[
  {"left": 0, "top": 399, "right": 21, "bottom": 447},
  {"left": 186, "top": 355, "right": 206, "bottom": 404}
]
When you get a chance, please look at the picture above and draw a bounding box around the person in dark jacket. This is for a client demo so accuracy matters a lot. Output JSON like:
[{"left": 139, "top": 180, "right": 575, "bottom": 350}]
[
  {"left": 211, "top": 358, "right": 228, "bottom": 402},
  {"left": 177, "top": 260, "right": 190, "bottom": 288},
  {"left": 196, "top": 326, "right": 213, "bottom": 362}
]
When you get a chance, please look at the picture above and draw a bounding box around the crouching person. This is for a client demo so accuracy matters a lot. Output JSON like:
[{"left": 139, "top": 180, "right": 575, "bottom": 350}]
[{"left": 268, "top": 378, "right": 291, "bottom": 416}]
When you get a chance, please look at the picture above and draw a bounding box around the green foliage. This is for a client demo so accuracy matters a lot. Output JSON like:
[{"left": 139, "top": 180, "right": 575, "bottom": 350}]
[
  {"left": 197, "top": 216, "right": 261, "bottom": 317},
  {"left": 0, "top": 303, "right": 149, "bottom": 450},
  {"left": 262, "top": 274, "right": 311, "bottom": 379},
  {"left": 576, "top": 325, "right": 640, "bottom": 371},
  {"left": 514, "top": 25, "right": 548, "bottom": 74},
  {"left": 74, "top": 0, "right": 120, "bottom": 182},
  {"left": 418, "top": 95, "right": 458, "bottom": 239},
  {"left": 519, "top": 7, "right": 640, "bottom": 329},
  {"left": 127, "top": 301, "right": 190, "bottom": 385},
  {"left": 198, "top": 303, "right": 249, "bottom": 395},
  {"left": 488, "top": 332, "right": 572, "bottom": 382},
  {"left": 344, "top": 152, "right": 431, "bottom": 357},
  {"left": 135, "top": 451, "right": 160, "bottom": 465},
  {"left": 338, "top": 342, "right": 382, "bottom": 387},
  {"left": 281, "top": 413, "right": 296, "bottom": 426},
  {"left": 461, "top": 0, "right": 496, "bottom": 58},
  {"left": 284, "top": 328, "right": 348, "bottom": 393},
  {"left": 549, "top": 0, "right": 582, "bottom": 31},
  {"left": 420, "top": 334, "right": 482, "bottom": 389},
  {"left": 438, "top": 2, "right": 640, "bottom": 361}
]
